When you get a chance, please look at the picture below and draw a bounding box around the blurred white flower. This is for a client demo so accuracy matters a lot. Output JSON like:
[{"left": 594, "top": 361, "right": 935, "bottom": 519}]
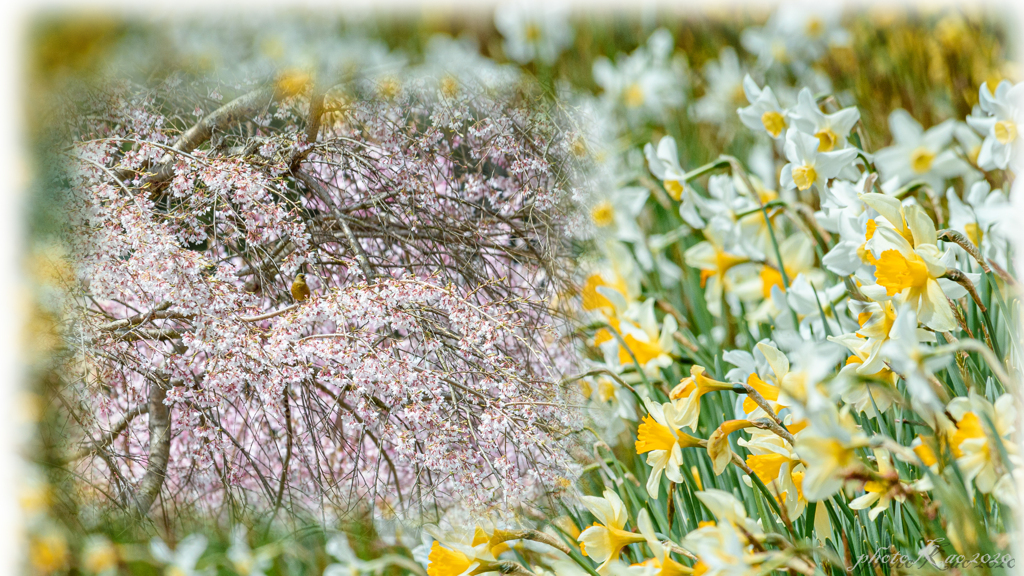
[
  {"left": 967, "top": 80, "right": 1024, "bottom": 171},
  {"left": 150, "top": 534, "right": 210, "bottom": 576},
  {"left": 741, "top": 4, "right": 849, "bottom": 68},
  {"left": 795, "top": 403, "right": 868, "bottom": 501},
  {"left": 324, "top": 533, "right": 374, "bottom": 576},
  {"left": 227, "top": 527, "right": 272, "bottom": 576},
  {"left": 875, "top": 110, "right": 974, "bottom": 191},
  {"left": 593, "top": 29, "right": 687, "bottom": 125},
  {"left": 415, "top": 34, "right": 519, "bottom": 94},
  {"left": 586, "top": 186, "right": 649, "bottom": 243},
  {"left": 81, "top": 535, "right": 118, "bottom": 576},
  {"left": 693, "top": 47, "right": 748, "bottom": 126},
  {"left": 495, "top": 3, "right": 573, "bottom": 65},
  {"left": 947, "top": 392, "right": 1022, "bottom": 505}
]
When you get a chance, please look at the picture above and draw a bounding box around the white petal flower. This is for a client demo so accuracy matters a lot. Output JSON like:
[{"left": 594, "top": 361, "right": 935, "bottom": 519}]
[
  {"left": 494, "top": 3, "right": 573, "bottom": 65},
  {"left": 967, "top": 80, "right": 1024, "bottom": 171},
  {"left": 874, "top": 110, "right": 974, "bottom": 192},
  {"left": 780, "top": 129, "right": 858, "bottom": 192}
]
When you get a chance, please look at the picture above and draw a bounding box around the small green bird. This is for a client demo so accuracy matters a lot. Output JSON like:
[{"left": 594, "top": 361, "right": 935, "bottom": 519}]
[{"left": 291, "top": 273, "right": 311, "bottom": 302}]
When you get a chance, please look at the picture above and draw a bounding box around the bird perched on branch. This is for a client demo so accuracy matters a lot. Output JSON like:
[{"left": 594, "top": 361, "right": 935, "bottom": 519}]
[{"left": 291, "top": 273, "right": 311, "bottom": 302}]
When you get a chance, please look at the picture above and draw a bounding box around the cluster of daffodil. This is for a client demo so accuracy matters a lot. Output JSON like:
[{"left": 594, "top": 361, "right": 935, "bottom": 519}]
[
  {"left": 419, "top": 76, "right": 1023, "bottom": 576},
  {"left": 568, "top": 75, "right": 1022, "bottom": 573}
]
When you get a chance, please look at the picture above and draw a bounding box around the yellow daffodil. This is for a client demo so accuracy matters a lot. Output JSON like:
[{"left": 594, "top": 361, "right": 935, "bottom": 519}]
[
  {"left": 794, "top": 405, "right": 869, "bottom": 501},
  {"left": 425, "top": 524, "right": 507, "bottom": 576},
  {"left": 636, "top": 398, "right": 704, "bottom": 498},
  {"left": 634, "top": 509, "right": 695, "bottom": 576},
  {"left": 849, "top": 449, "right": 906, "bottom": 520},
  {"left": 864, "top": 202, "right": 957, "bottom": 332},
  {"left": 947, "top": 392, "right": 1021, "bottom": 504},
  {"left": 707, "top": 419, "right": 754, "bottom": 475},
  {"left": 428, "top": 543, "right": 481, "bottom": 576},
  {"left": 670, "top": 365, "right": 736, "bottom": 431},
  {"left": 578, "top": 490, "right": 646, "bottom": 571},
  {"left": 596, "top": 299, "right": 678, "bottom": 375}
]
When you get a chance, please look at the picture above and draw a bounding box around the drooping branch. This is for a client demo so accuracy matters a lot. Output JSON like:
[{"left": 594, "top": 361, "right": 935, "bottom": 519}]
[
  {"left": 294, "top": 169, "right": 376, "bottom": 281},
  {"left": 65, "top": 403, "right": 150, "bottom": 463},
  {"left": 138, "top": 84, "right": 280, "bottom": 187}
]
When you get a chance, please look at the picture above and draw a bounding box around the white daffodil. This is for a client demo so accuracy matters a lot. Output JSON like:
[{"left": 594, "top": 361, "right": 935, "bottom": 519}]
[
  {"left": 740, "top": 4, "right": 849, "bottom": 68},
  {"left": 794, "top": 404, "right": 869, "bottom": 501},
  {"left": 737, "top": 75, "right": 789, "bottom": 139},
  {"left": 966, "top": 80, "right": 1024, "bottom": 172},
  {"left": 955, "top": 117, "right": 985, "bottom": 164},
  {"left": 878, "top": 306, "right": 949, "bottom": 423},
  {"left": 678, "top": 174, "right": 776, "bottom": 260},
  {"left": 784, "top": 275, "right": 856, "bottom": 340},
  {"left": 945, "top": 181, "right": 1012, "bottom": 267},
  {"left": 227, "top": 527, "right": 273, "bottom": 576},
  {"left": 577, "top": 489, "right": 646, "bottom": 571},
  {"left": 684, "top": 217, "right": 751, "bottom": 317},
  {"left": 644, "top": 135, "right": 693, "bottom": 210},
  {"left": 323, "top": 532, "right": 380, "bottom": 569},
  {"left": 581, "top": 241, "right": 642, "bottom": 320},
  {"left": 634, "top": 510, "right": 693, "bottom": 576},
  {"left": 789, "top": 88, "right": 860, "bottom": 154},
  {"left": 740, "top": 422, "right": 829, "bottom": 529},
  {"left": 693, "top": 47, "right": 748, "bottom": 127},
  {"left": 816, "top": 172, "right": 882, "bottom": 233},
  {"left": 818, "top": 175, "right": 902, "bottom": 279},
  {"left": 685, "top": 521, "right": 764, "bottom": 576},
  {"left": 581, "top": 369, "right": 638, "bottom": 422},
  {"left": 780, "top": 129, "right": 858, "bottom": 193},
  {"left": 494, "top": 2, "right": 573, "bottom": 65},
  {"left": 733, "top": 234, "right": 825, "bottom": 325},
  {"left": 682, "top": 491, "right": 772, "bottom": 573},
  {"left": 827, "top": 300, "right": 930, "bottom": 417},
  {"left": 724, "top": 343, "right": 794, "bottom": 413},
  {"left": 587, "top": 186, "right": 649, "bottom": 243},
  {"left": 593, "top": 29, "right": 687, "bottom": 126},
  {"left": 693, "top": 489, "right": 763, "bottom": 537},
  {"left": 150, "top": 534, "right": 211, "bottom": 576},
  {"left": 635, "top": 397, "right": 703, "bottom": 498},
  {"left": 754, "top": 340, "right": 844, "bottom": 415},
  {"left": 874, "top": 110, "right": 974, "bottom": 192}
]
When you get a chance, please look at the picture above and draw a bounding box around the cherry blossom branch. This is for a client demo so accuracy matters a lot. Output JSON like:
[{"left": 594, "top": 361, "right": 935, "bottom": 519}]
[
  {"left": 294, "top": 169, "right": 376, "bottom": 281},
  {"left": 238, "top": 304, "right": 300, "bottom": 323},
  {"left": 142, "top": 85, "right": 279, "bottom": 187}
]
